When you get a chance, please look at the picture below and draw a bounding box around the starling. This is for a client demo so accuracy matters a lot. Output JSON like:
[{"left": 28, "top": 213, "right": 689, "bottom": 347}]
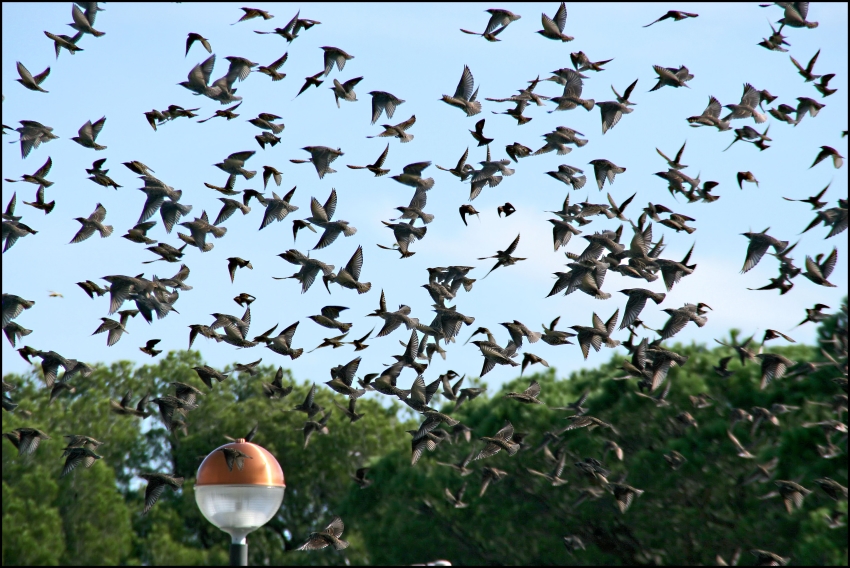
[
  {"left": 254, "top": 10, "right": 320, "bottom": 42},
  {"left": 92, "top": 309, "right": 138, "bottom": 346},
  {"left": 139, "top": 339, "right": 162, "bottom": 357},
  {"left": 814, "top": 478, "right": 848, "bottom": 501},
  {"left": 478, "top": 234, "right": 525, "bottom": 278},
  {"left": 571, "top": 50, "right": 613, "bottom": 72},
  {"left": 548, "top": 69, "right": 594, "bottom": 113},
  {"left": 750, "top": 549, "right": 789, "bottom": 566},
  {"left": 570, "top": 309, "right": 620, "bottom": 359},
  {"left": 688, "top": 96, "right": 731, "bottom": 130},
  {"left": 756, "top": 353, "right": 795, "bottom": 389},
  {"left": 320, "top": 46, "right": 354, "bottom": 77},
  {"left": 461, "top": 8, "right": 521, "bottom": 40},
  {"left": 349, "top": 327, "right": 374, "bottom": 351},
  {"left": 15, "top": 62, "right": 50, "bottom": 93},
  {"left": 726, "top": 429, "right": 755, "bottom": 459},
  {"left": 347, "top": 143, "right": 390, "bottom": 177},
  {"left": 290, "top": 146, "right": 343, "bottom": 179},
  {"left": 368, "top": 115, "right": 416, "bottom": 143},
  {"left": 664, "top": 450, "right": 688, "bottom": 470},
  {"left": 324, "top": 245, "right": 371, "bottom": 294},
  {"left": 260, "top": 187, "right": 298, "bottom": 230},
  {"left": 294, "top": 71, "right": 324, "bottom": 98},
  {"left": 802, "top": 249, "right": 837, "bottom": 287},
  {"left": 262, "top": 367, "right": 293, "bottom": 400},
  {"left": 775, "top": 480, "right": 812, "bottom": 514},
  {"left": 71, "top": 117, "right": 106, "bottom": 150},
  {"left": 109, "top": 390, "right": 152, "bottom": 418},
  {"left": 537, "top": 2, "right": 572, "bottom": 41},
  {"left": 596, "top": 101, "right": 632, "bottom": 134},
  {"left": 441, "top": 65, "right": 482, "bottom": 116},
  {"left": 810, "top": 146, "right": 844, "bottom": 169},
  {"left": 740, "top": 229, "right": 788, "bottom": 273},
  {"left": 561, "top": 415, "right": 618, "bottom": 435},
  {"left": 335, "top": 398, "right": 365, "bottom": 423},
  {"left": 234, "top": 7, "right": 273, "bottom": 24},
  {"left": 436, "top": 147, "right": 473, "bottom": 180},
  {"left": 256, "top": 52, "right": 288, "bottom": 81},
  {"left": 589, "top": 159, "right": 626, "bottom": 190},
  {"left": 44, "top": 31, "right": 84, "bottom": 59},
  {"left": 723, "top": 84, "right": 767, "bottom": 124},
  {"left": 8, "top": 427, "right": 50, "bottom": 456},
  {"left": 350, "top": 467, "right": 371, "bottom": 488},
  {"left": 644, "top": 10, "right": 698, "bottom": 27},
  {"left": 650, "top": 64, "right": 693, "bottom": 91},
  {"left": 505, "top": 380, "right": 545, "bottom": 405},
  {"left": 302, "top": 411, "right": 332, "bottom": 448},
  {"left": 214, "top": 197, "right": 249, "bottom": 226},
  {"left": 219, "top": 447, "right": 253, "bottom": 471},
  {"left": 61, "top": 447, "right": 102, "bottom": 477},
  {"left": 139, "top": 473, "right": 184, "bottom": 514},
  {"left": 69, "top": 3, "right": 104, "bottom": 37},
  {"left": 215, "top": 150, "right": 256, "bottom": 180},
  {"left": 475, "top": 420, "right": 520, "bottom": 460},
  {"left": 619, "top": 289, "right": 666, "bottom": 330},
  {"left": 297, "top": 517, "right": 348, "bottom": 551},
  {"left": 70, "top": 203, "right": 113, "bottom": 244},
  {"left": 185, "top": 33, "right": 211, "bottom": 56},
  {"left": 469, "top": 119, "right": 494, "bottom": 146},
  {"left": 497, "top": 202, "right": 516, "bottom": 217},
  {"left": 330, "top": 76, "right": 362, "bottom": 106},
  {"left": 610, "top": 483, "right": 644, "bottom": 513},
  {"left": 658, "top": 303, "right": 710, "bottom": 340}
]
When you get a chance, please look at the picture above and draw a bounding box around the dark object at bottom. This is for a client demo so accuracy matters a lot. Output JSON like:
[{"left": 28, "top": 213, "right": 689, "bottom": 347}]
[{"left": 230, "top": 543, "right": 247, "bottom": 566}]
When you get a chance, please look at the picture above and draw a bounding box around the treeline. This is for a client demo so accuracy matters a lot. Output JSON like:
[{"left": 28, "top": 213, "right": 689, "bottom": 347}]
[{"left": 2, "top": 311, "right": 847, "bottom": 565}]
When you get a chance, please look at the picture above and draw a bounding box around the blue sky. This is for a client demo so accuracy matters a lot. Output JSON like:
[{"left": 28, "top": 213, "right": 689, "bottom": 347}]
[{"left": 2, "top": 2, "right": 847, "bottom": 393}]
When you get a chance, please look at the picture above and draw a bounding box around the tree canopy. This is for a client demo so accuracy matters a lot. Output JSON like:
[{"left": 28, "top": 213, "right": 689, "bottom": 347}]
[{"left": 2, "top": 310, "right": 847, "bottom": 566}]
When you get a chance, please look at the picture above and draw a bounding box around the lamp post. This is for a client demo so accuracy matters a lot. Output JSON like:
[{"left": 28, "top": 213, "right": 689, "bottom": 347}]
[{"left": 195, "top": 438, "right": 285, "bottom": 566}]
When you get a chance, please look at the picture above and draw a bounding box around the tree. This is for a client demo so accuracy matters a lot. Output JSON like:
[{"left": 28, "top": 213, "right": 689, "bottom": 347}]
[{"left": 3, "top": 316, "right": 847, "bottom": 565}]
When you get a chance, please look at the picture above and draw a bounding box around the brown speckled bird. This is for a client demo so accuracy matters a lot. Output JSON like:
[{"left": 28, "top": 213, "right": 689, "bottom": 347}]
[
  {"left": 297, "top": 517, "right": 349, "bottom": 551},
  {"left": 139, "top": 472, "right": 184, "bottom": 514}
]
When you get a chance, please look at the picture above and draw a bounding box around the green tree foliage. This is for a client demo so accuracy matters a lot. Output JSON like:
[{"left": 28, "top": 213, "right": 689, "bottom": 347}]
[
  {"left": 2, "top": 315, "right": 847, "bottom": 565},
  {"left": 346, "top": 337, "right": 848, "bottom": 566}
]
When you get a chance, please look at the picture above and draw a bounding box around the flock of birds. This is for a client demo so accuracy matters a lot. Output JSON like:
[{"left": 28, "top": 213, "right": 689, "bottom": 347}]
[{"left": 2, "top": 2, "right": 848, "bottom": 562}]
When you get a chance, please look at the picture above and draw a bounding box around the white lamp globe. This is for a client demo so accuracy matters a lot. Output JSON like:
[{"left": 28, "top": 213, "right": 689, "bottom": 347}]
[{"left": 195, "top": 439, "right": 286, "bottom": 544}]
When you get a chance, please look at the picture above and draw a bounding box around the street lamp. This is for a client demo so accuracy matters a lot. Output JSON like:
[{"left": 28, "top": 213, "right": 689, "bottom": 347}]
[{"left": 196, "top": 438, "right": 286, "bottom": 566}]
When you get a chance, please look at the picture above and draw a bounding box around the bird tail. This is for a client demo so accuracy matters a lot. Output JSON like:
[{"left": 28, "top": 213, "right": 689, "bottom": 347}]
[
  {"left": 356, "top": 282, "right": 372, "bottom": 294},
  {"left": 100, "top": 225, "right": 114, "bottom": 238},
  {"left": 573, "top": 138, "right": 588, "bottom": 147},
  {"left": 211, "top": 226, "right": 227, "bottom": 238},
  {"left": 339, "top": 322, "right": 353, "bottom": 332},
  {"left": 419, "top": 212, "right": 435, "bottom": 224},
  {"left": 605, "top": 338, "right": 620, "bottom": 348},
  {"left": 351, "top": 389, "right": 367, "bottom": 399},
  {"left": 466, "top": 101, "right": 482, "bottom": 116},
  {"left": 581, "top": 99, "right": 595, "bottom": 111},
  {"left": 290, "top": 348, "right": 304, "bottom": 360},
  {"left": 243, "top": 170, "right": 256, "bottom": 180}
]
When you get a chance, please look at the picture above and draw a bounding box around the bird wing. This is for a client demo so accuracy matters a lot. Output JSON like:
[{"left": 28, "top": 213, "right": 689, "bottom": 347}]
[
  {"left": 742, "top": 239, "right": 771, "bottom": 273},
  {"left": 342, "top": 245, "right": 364, "bottom": 281},
  {"left": 819, "top": 248, "right": 837, "bottom": 279},
  {"left": 454, "top": 65, "right": 475, "bottom": 101}
]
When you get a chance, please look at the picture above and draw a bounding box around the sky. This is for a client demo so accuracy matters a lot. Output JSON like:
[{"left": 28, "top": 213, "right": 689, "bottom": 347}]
[{"left": 2, "top": 2, "right": 847, "bottom": 395}]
